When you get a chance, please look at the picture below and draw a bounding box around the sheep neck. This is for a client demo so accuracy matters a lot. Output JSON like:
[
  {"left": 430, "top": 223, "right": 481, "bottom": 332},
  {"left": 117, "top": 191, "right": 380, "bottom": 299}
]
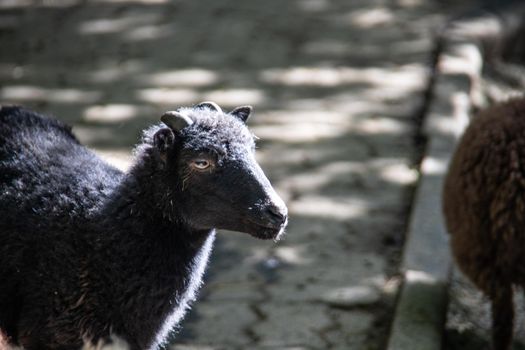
[{"left": 95, "top": 154, "right": 215, "bottom": 348}]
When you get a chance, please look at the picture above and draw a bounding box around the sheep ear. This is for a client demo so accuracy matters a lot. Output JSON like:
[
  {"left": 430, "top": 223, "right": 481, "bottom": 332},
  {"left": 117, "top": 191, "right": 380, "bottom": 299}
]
[
  {"left": 230, "top": 106, "right": 252, "bottom": 123},
  {"left": 195, "top": 101, "right": 222, "bottom": 113},
  {"left": 153, "top": 128, "right": 175, "bottom": 155},
  {"left": 161, "top": 111, "right": 193, "bottom": 132}
]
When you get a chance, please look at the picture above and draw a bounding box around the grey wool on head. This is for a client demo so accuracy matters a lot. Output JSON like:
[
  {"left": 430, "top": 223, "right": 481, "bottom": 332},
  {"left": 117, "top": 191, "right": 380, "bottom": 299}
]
[{"left": 0, "top": 102, "right": 287, "bottom": 350}]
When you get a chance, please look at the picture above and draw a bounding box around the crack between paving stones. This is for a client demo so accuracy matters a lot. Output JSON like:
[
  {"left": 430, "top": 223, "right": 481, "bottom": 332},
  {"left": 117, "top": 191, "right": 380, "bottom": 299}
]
[
  {"left": 242, "top": 252, "right": 275, "bottom": 345},
  {"left": 317, "top": 310, "right": 342, "bottom": 349},
  {"left": 243, "top": 302, "right": 267, "bottom": 344}
]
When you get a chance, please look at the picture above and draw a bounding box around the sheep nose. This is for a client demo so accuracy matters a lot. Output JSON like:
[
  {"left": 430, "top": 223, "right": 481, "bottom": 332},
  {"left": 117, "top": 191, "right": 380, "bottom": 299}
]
[{"left": 265, "top": 205, "right": 288, "bottom": 227}]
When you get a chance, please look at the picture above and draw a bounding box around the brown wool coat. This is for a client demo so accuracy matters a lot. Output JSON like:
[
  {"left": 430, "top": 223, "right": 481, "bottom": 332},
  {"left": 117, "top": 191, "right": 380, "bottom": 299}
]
[{"left": 443, "top": 97, "right": 525, "bottom": 350}]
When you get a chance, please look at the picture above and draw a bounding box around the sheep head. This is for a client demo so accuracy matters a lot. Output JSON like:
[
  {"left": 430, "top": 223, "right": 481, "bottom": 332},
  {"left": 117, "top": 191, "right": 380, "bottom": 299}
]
[{"left": 151, "top": 102, "right": 287, "bottom": 240}]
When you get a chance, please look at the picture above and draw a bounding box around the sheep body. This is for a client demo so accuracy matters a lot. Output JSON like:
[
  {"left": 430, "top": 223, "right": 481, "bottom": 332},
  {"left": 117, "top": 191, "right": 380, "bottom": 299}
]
[
  {"left": 0, "top": 106, "right": 214, "bottom": 349},
  {"left": 0, "top": 104, "right": 287, "bottom": 350},
  {"left": 443, "top": 97, "right": 525, "bottom": 350}
]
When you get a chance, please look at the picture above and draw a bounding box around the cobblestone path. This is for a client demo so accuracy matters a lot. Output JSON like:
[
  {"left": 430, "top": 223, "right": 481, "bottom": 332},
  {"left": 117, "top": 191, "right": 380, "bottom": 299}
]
[{"left": 0, "top": 0, "right": 446, "bottom": 349}]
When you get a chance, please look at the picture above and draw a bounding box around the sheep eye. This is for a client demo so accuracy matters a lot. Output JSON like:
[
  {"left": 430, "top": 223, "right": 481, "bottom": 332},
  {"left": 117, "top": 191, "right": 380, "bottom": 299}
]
[{"left": 192, "top": 159, "right": 211, "bottom": 170}]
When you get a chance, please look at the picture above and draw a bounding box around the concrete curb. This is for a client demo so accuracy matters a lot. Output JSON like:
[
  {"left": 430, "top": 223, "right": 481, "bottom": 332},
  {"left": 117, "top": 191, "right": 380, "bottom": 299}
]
[{"left": 386, "top": 31, "right": 484, "bottom": 350}]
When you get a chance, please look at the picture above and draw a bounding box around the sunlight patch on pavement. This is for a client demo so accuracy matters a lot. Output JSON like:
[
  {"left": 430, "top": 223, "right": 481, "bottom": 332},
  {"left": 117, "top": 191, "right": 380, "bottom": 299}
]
[
  {"left": 426, "top": 92, "right": 470, "bottom": 138},
  {"left": 1, "top": 85, "right": 101, "bottom": 104},
  {"left": 279, "top": 161, "right": 363, "bottom": 192},
  {"left": 251, "top": 123, "right": 348, "bottom": 143},
  {"left": 87, "top": 61, "right": 144, "bottom": 84},
  {"left": 290, "top": 196, "right": 368, "bottom": 221},
  {"left": 379, "top": 163, "right": 418, "bottom": 185},
  {"left": 348, "top": 7, "right": 395, "bottom": 28},
  {"left": 143, "top": 69, "right": 219, "bottom": 87},
  {"left": 124, "top": 24, "right": 173, "bottom": 41},
  {"left": 202, "top": 89, "right": 265, "bottom": 107},
  {"left": 439, "top": 44, "right": 482, "bottom": 77},
  {"left": 257, "top": 110, "right": 349, "bottom": 125},
  {"left": 354, "top": 117, "right": 409, "bottom": 134},
  {"left": 79, "top": 13, "right": 158, "bottom": 35},
  {"left": 84, "top": 104, "right": 154, "bottom": 123},
  {"left": 420, "top": 156, "right": 447, "bottom": 176},
  {"left": 362, "top": 85, "right": 424, "bottom": 100},
  {"left": 136, "top": 88, "right": 198, "bottom": 105},
  {"left": 275, "top": 245, "right": 312, "bottom": 265},
  {"left": 261, "top": 65, "right": 425, "bottom": 89}
]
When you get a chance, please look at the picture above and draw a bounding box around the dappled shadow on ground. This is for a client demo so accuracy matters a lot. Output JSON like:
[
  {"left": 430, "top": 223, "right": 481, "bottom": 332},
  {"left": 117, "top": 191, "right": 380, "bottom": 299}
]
[{"left": 0, "top": 0, "right": 446, "bottom": 348}]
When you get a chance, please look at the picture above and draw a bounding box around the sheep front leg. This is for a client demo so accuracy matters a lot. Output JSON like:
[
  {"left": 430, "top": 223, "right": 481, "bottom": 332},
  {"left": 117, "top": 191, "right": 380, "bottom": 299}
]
[{"left": 490, "top": 285, "right": 514, "bottom": 350}]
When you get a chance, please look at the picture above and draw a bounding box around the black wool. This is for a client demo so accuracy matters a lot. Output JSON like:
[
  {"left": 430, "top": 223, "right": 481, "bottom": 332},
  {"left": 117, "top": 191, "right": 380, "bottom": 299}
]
[{"left": 0, "top": 104, "right": 288, "bottom": 350}]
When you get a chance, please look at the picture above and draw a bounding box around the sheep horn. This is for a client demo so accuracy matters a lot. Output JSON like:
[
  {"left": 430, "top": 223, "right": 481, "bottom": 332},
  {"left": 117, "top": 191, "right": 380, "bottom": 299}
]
[
  {"left": 161, "top": 111, "right": 194, "bottom": 131},
  {"left": 195, "top": 101, "right": 222, "bottom": 113}
]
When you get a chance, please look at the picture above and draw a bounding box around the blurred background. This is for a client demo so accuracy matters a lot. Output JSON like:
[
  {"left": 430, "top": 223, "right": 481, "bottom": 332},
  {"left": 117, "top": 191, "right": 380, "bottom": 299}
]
[{"left": 1, "top": 0, "right": 524, "bottom": 349}]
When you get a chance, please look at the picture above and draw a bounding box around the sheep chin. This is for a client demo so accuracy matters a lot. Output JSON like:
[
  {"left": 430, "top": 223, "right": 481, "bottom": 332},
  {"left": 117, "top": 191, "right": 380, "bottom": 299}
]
[{"left": 247, "top": 223, "right": 287, "bottom": 241}]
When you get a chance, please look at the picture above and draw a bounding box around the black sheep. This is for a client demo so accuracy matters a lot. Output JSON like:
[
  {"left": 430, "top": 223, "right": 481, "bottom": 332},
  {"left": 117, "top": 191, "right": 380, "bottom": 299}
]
[{"left": 0, "top": 102, "right": 288, "bottom": 350}]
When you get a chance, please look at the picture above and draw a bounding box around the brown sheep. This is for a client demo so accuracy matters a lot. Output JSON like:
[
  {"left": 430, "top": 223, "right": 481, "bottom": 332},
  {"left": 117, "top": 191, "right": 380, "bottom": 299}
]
[{"left": 443, "top": 97, "right": 525, "bottom": 350}]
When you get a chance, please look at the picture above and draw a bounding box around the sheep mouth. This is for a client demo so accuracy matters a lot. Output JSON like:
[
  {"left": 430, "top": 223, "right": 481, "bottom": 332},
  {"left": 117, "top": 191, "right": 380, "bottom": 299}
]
[{"left": 247, "top": 219, "right": 287, "bottom": 241}]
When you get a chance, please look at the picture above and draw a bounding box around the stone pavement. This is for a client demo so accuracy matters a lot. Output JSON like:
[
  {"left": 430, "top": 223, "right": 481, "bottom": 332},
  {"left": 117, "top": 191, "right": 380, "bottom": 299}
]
[{"left": 0, "top": 0, "right": 450, "bottom": 349}]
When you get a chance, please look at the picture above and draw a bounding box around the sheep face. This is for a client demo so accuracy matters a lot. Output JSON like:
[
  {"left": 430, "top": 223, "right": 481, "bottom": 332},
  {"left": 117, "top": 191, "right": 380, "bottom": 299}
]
[{"left": 155, "top": 102, "right": 288, "bottom": 240}]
